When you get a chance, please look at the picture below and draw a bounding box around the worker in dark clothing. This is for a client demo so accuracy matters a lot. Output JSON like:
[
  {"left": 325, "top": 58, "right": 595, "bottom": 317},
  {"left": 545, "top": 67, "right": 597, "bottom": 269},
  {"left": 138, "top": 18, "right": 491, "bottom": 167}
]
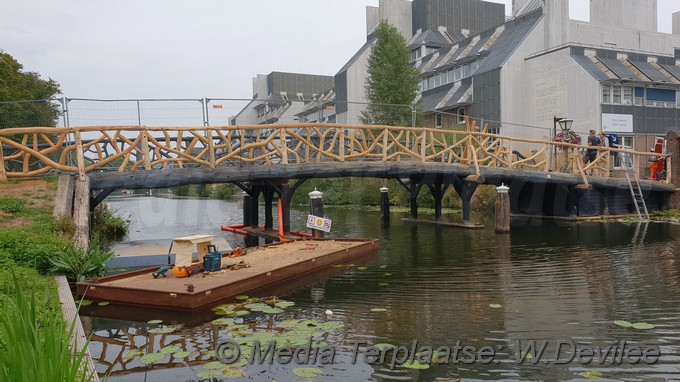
[{"left": 585, "top": 129, "right": 601, "bottom": 164}]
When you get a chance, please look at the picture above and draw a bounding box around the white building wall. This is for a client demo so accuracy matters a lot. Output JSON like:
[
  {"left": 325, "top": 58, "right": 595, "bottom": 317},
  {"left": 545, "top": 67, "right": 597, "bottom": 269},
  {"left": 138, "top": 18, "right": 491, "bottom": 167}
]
[
  {"left": 590, "top": 0, "right": 657, "bottom": 33},
  {"left": 366, "top": 6, "right": 380, "bottom": 35},
  {"left": 344, "top": 46, "right": 373, "bottom": 125},
  {"left": 568, "top": 20, "right": 680, "bottom": 55},
  {"left": 674, "top": 12, "right": 680, "bottom": 35},
  {"left": 378, "top": 0, "right": 413, "bottom": 40},
  {"left": 501, "top": 17, "right": 600, "bottom": 142}
]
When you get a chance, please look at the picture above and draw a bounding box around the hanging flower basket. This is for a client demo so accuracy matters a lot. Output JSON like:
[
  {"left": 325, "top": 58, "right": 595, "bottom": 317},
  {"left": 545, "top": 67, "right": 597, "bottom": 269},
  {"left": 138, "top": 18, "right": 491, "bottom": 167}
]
[{"left": 553, "top": 129, "right": 582, "bottom": 147}]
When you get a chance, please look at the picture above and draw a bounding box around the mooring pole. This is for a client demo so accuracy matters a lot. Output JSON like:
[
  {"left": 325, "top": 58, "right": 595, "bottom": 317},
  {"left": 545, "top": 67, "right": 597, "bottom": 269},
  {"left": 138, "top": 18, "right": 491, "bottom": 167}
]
[
  {"left": 242, "top": 191, "right": 252, "bottom": 227},
  {"left": 309, "top": 188, "right": 324, "bottom": 238},
  {"left": 495, "top": 183, "right": 510, "bottom": 233},
  {"left": 380, "top": 186, "right": 390, "bottom": 221}
]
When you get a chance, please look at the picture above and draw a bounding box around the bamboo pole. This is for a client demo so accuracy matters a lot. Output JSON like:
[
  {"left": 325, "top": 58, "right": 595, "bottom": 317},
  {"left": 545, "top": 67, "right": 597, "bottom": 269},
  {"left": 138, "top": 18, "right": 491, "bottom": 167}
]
[
  {"left": 73, "top": 130, "right": 86, "bottom": 180},
  {"left": 0, "top": 142, "right": 6, "bottom": 182}
]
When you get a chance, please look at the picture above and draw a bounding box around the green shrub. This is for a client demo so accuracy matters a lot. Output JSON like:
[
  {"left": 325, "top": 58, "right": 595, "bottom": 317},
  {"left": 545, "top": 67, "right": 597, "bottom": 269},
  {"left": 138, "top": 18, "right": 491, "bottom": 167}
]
[
  {"left": 92, "top": 203, "right": 128, "bottom": 244},
  {"left": 212, "top": 184, "right": 239, "bottom": 200},
  {"left": 0, "top": 198, "right": 25, "bottom": 214},
  {"left": 0, "top": 229, "right": 66, "bottom": 273},
  {"left": 50, "top": 240, "right": 115, "bottom": 282},
  {"left": 0, "top": 272, "right": 97, "bottom": 381}
]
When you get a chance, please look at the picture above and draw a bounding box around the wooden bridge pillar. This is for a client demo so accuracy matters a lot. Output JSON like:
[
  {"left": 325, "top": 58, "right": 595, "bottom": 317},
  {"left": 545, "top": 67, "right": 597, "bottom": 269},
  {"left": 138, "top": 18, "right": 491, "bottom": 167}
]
[
  {"left": 249, "top": 185, "right": 262, "bottom": 228},
  {"left": 263, "top": 187, "right": 276, "bottom": 230},
  {"left": 453, "top": 175, "right": 483, "bottom": 224},
  {"left": 242, "top": 192, "right": 252, "bottom": 226},
  {"left": 427, "top": 180, "right": 449, "bottom": 220}
]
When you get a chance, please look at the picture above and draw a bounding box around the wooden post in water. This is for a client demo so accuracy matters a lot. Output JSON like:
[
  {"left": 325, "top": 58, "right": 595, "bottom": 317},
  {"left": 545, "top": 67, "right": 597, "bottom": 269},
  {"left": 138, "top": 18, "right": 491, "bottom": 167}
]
[
  {"left": 309, "top": 188, "right": 324, "bottom": 238},
  {"left": 380, "top": 186, "right": 390, "bottom": 222},
  {"left": 495, "top": 183, "right": 510, "bottom": 233},
  {"left": 242, "top": 191, "right": 252, "bottom": 227}
]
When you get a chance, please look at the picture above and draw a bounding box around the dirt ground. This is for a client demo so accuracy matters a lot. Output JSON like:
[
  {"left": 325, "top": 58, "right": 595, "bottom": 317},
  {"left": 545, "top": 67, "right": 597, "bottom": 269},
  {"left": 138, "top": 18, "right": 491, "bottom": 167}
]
[{"left": 0, "top": 179, "right": 54, "bottom": 229}]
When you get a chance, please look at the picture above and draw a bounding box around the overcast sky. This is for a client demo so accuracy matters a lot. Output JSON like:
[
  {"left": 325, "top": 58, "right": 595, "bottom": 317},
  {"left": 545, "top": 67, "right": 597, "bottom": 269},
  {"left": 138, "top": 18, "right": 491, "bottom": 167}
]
[{"left": 2, "top": 0, "right": 680, "bottom": 101}]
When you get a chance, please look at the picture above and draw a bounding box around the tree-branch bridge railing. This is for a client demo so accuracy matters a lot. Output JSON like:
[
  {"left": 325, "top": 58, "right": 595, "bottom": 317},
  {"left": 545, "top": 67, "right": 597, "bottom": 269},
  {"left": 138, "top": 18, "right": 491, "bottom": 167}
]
[{"left": 0, "top": 122, "right": 671, "bottom": 187}]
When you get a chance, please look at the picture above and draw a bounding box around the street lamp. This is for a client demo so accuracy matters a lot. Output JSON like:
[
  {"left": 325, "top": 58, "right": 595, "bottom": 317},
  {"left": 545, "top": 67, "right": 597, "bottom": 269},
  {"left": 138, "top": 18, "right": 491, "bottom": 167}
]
[{"left": 553, "top": 117, "right": 574, "bottom": 171}]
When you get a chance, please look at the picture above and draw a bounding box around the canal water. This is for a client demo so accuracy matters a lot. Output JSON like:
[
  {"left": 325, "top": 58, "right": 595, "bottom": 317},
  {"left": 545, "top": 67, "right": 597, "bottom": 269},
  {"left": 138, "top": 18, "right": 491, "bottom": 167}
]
[{"left": 82, "top": 196, "right": 680, "bottom": 382}]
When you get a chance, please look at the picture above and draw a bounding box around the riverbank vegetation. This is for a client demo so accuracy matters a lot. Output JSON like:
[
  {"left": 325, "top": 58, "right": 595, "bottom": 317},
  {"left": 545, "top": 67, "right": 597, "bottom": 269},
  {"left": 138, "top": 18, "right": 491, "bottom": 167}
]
[{"left": 652, "top": 209, "right": 680, "bottom": 222}]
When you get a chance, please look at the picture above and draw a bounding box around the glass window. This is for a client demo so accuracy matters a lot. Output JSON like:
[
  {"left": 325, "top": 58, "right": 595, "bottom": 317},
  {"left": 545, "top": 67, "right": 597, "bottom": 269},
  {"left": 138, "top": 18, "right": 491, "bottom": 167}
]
[
  {"left": 614, "top": 136, "right": 634, "bottom": 169},
  {"left": 623, "top": 87, "right": 633, "bottom": 105},
  {"left": 434, "top": 73, "right": 442, "bottom": 87},
  {"left": 463, "top": 64, "right": 471, "bottom": 78},
  {"left": 456, "top": 108, "right": 465, "bottom": 124},
  {"left": 428, "top": 77, "right": 434, "bottom": 89},
  {"left": 612, "top": 86, "right": 621, "bottom": 104},
  {"left": 454, "top": 67, "right": 462, "bottom": 81},
  {"left": 602, "top": 85, "right": 611, "bottom": 104},
  {"left": 435, "top": 113, "right": 442, "bottom": 128}
]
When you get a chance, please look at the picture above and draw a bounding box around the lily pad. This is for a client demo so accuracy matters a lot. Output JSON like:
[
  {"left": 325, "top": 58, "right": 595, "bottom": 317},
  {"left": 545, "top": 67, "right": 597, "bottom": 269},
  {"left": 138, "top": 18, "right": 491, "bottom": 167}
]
[
  {"left": 123, "top": 349, "right": 144, "bottom": 359},
  {"left": 197, "top": 370, "right": 222, "bottom": 379},
  {"left": 244, "top": 303, "right": 269, "bottom": 311},
  {"left": 203, "top": 361, "right": 227, "bottom": 370},
  {"left": 262, "top": 307, "right": 285, "bottom": 314},
  {"left": 148, "top": 326, "right": 175, "bottom": 334},
  {"left": 140, "top": 352, "right": 166, "bottom": 365},
  {"left": 383, "top": 273, "right": 392, "bottom": 277},
  {"left": 147, "top": 319, "right": 163, "bottom": 324},
  {"left": 489, "top": 304, "right": 502, "bottom": 309},
  {"left": 379, "top": 265, "right": 388, "bottom": 269},
  {"left": 374, "top": 343, "right": 395, "bottom": 351},
  {"left": 160, "top": 345, "right": 181, "bottom": 354},
  {"left": 613, "top": 320, "right": 633, "bottom": 328},
  {"left": 401, "top": 360, "right": 430, "bottom": 370},
  {"left": 230, "top": 310, "right": 250, "bottom": 317},
  {"left": 235, "top": 295, "right": 249, "bottom": 300},
  {"left": 212, "top": 317, "right": 235, "bottom": 326},
  {"left": 97, "top": 301, "right": 110, "bottom": 306},
  {"left": 292, "top": 367, "right": 324, "bottom": 378},
  {"left": 378, "top": 283, "right": 389, "bottom": 286},
  {"left": 370, "top": 308, "right": 387, "bottom": 312},
  {"left": 579, "top": 370, "right": 603, "bottom": 379},
  {"left": 173, "top": 351, "right": 191, "bottom": 359},
  {"left": 79, "top": 300, "right": 92, "bottom": 306},
  {"left": 222, "top": 368, "right": 243, "bottom": 378},
  {"left": 357, "top": 266, "right": 369, "bottom": 271},
  {"left": 274, "top": 301, "right": 295, "bottom": 308},
  {"left": 632, "top": 322, "right": 655, "bottom": 330},
  {"left": 318, "top": 321, "right": 343, "bottom": 331}
]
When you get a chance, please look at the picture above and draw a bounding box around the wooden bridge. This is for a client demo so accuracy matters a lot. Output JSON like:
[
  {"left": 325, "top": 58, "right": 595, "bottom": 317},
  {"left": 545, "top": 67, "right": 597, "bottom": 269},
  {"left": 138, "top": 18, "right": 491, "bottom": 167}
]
[{"left": 0, "top": 122, "right": 675, "bottom": 242}]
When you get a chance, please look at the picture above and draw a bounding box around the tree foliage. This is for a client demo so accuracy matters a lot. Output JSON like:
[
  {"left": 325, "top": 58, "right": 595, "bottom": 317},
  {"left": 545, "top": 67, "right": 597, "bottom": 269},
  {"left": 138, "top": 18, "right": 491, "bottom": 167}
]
[
  {"left": 361, "top": 21, "right": 421, "bottom": 127},
  {"left": 0, "top": 51, "right": 61, "bottom": 128}
]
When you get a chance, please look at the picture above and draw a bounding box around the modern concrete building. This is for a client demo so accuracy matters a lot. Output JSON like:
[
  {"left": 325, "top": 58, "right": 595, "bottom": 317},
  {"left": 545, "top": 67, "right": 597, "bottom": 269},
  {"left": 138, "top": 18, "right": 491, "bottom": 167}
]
[
  {"left": 417, "top": 0, "right": 680, "bottom": 174},
  {"left": 230, "top": 72, "right": 334, "bottom": 125}
]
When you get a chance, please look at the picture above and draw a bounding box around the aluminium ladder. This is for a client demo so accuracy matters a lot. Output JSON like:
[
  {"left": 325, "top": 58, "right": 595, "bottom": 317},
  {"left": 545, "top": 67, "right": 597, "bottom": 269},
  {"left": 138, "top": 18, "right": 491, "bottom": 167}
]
[{"left": 620, "top": 152, "right": 649, "bottom": 220}]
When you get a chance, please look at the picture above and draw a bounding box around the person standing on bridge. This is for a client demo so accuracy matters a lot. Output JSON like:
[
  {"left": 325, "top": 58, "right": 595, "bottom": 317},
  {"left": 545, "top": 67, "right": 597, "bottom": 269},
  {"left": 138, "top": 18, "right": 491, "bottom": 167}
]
[{"left": 584, "top": 129, "right": 601, "bottom": 165}]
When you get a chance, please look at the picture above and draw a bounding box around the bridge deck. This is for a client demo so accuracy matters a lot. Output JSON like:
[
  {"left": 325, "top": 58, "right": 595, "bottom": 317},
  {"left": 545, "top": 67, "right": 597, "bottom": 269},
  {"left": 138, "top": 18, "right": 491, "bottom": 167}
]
[{"left": 77, "top": 238, "right": 378, "bottom": 310}]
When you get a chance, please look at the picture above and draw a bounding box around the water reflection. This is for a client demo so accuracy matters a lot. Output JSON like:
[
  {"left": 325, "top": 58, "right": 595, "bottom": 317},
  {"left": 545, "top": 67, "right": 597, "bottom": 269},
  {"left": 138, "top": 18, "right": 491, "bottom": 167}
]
[{"left": 87, "top": 197, "right": 680, "bottom": 381}]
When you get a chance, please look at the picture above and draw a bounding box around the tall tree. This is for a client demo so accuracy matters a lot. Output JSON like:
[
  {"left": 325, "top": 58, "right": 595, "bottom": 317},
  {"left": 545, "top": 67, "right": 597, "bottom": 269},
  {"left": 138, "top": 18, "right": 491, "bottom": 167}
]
[
  {"left": 361, "top": 21, "right": 421, "bottom": 127},
  {"left": 0, "top": 51, "right": 61, "bottom": 128}
]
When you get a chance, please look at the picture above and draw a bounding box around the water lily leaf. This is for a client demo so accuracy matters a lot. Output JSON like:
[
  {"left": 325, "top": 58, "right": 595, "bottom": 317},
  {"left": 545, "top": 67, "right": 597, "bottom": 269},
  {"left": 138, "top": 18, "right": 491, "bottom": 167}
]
[
  {"left": 140, "top": 352, "right": 166, "bottom": 365},
  {"left": 613, "top": 320, "right": 633, "bottom": 328},
  {"left": 97, "top": 301, "right": 109, "bottom": 306},
  {"left": 383, "top": 273, "right": 392, "bottom": 277},
  {"left": 212, "top": 317, "right": 235, "bottom": 326},
  {"left": 160, "top": 345, "right": 181, "bottom": 354},
  {"left": 371, "top": 308, "right": 387, "bottom": 312},
  {"left": 318, "top": 321, "right": 343, "bottom": 331},
  {"left": 379, "top": 265, "right": 388, "bottom": 269},
  {"left": 374, "top": 343, "right": 394, "bottom": 351},
  {"left": 147, "top": 319, "right": 163, "bottom": 324},
  {"left": 233, "top": 310, "right": 251, "bottom": 316},
  {"left": 292, "top": 367, "right": 324, "bottom": 378},
  {"left": 222, "top": 368, "right": 243, "bottom": 378},
  {"left": 123, "top": 349, "right": 144, "bottom": 359},
  {"left": 244, "top": 303, "right": 269, "bottom": 311},
  {"left": 173, "top": 351, "right": 191, "bottom": 359},
  {"left": 80, "top": 300, "right": 92, "bottom": 306},
  {"left": 202, "top": 350, "right": 216, "bottom": 357},
  {"left": 489, "top": 304, "right": 502, "bottom": 309},
  {"left": 579, "top": 370, "right": 603, "bottom": 379},
  {"left": 235, "top": 295, "right": 249, "bottom": 300},
  {"left": 632, "top": 322, "right": 655, "bottom": 330},
  {"left": 262, "top": 307, "right": 284, "bottom": 314},
  {"left": 378, "top": 283, "right": 389, "bottom": 286},
  {"left": 357, "top": 266, "right": 369, "bottom": 271},
  {"left": 204, "top": 361, "right": 227, "bottom": 370},
  {"left": 401, "top": 360, "right": 429, "bottom": 370},
  {"left": 274, "top": 301, "right": 295, "bottom": 308},
  {"left": 148, "top": 326, "right": 175, "bottom": 334},
  {"left": 197, "top": 370, "right": 222, "bottom": 379}
]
